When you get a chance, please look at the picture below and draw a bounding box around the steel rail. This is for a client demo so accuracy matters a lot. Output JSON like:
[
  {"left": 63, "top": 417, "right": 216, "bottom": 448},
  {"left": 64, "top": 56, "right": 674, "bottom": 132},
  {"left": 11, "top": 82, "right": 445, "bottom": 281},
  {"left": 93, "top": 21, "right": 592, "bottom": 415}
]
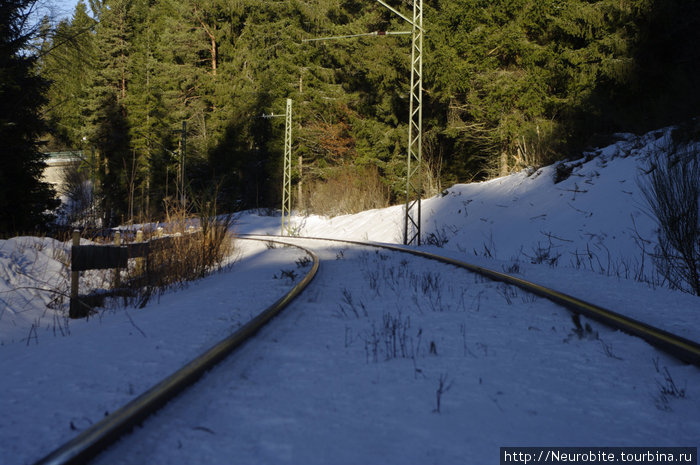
[
  {"left": 33, "top": 238, "right": 320, "bottom": 465},
  {"left": 247, "top": 234, "right": 700, "bottom": 367}
]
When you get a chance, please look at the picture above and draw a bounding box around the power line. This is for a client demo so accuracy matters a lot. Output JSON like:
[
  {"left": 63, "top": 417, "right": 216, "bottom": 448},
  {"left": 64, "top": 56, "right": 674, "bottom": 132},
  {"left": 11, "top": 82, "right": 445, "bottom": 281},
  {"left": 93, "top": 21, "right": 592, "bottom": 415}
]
[
  {"left": 302, "top": 31, "right": 411, "bottom": 43},
  {"left": 35, "top": 20, "right": 98, "bottom": 59}
]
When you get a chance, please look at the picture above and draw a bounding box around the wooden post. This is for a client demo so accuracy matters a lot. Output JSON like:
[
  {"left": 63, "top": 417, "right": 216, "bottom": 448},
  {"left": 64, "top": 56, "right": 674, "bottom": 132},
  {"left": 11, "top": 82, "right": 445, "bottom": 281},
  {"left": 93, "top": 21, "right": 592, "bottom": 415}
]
[
  {"left": 70, "top": 230, "right": 80, "bottom": 317},
  {"left": 114, "top": 230, "right": 121, "bottom": 288},
  {"left": 135, "top": 230, "right": 144, "bottom": 274}
]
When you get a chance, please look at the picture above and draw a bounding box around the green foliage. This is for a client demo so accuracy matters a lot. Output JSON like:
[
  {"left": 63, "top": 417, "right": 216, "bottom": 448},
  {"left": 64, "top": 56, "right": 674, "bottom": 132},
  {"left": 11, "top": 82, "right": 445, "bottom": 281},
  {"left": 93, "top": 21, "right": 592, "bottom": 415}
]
[
  {"left": 0, "top": 0, "right": 59, "bottom": 234},
  {"left": 37, "top": 0, "right": 700, "bottom": 219},
  {"left": 40, "top": 1, "right": 96, "bottom": 149}
]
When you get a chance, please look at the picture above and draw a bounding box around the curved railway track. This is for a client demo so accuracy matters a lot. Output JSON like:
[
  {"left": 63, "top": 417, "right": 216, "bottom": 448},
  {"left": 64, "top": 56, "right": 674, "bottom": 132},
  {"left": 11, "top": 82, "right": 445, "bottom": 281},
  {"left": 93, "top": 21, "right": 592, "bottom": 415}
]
[
  {"left": 256, "top": 235, "right": 700, "bottom": 367},
  {"left": 33, "top": 238, "right": 319, "bottom": 465},
  {"left": 33, "top": 235, "right": 700, "bottom": 465}
]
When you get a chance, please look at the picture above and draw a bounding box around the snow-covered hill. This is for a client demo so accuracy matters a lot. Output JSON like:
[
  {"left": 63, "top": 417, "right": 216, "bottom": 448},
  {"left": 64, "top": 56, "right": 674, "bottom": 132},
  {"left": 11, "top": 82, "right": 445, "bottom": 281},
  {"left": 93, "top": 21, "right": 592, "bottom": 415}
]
[{"left": 243, "top": 130, "right": 664, "bottom": 276}]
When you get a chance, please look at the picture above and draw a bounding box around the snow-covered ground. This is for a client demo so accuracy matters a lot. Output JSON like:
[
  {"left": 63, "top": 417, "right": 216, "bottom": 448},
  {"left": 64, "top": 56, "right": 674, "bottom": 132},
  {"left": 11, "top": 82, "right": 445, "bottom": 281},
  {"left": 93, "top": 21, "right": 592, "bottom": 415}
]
[
  {"left": 236, "top": 128, "right": 700, "bottom": 341},
  {"left": 1, "top": 128, "right": 698, "bottom": 464}
]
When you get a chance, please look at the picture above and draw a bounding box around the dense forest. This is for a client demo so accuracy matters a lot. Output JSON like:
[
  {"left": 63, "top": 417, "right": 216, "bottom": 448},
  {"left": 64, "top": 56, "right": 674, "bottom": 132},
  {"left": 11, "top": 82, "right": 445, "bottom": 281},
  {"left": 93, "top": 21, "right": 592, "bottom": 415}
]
[{"left": 4, "top": 0, "right": 700, "bottom": 229}]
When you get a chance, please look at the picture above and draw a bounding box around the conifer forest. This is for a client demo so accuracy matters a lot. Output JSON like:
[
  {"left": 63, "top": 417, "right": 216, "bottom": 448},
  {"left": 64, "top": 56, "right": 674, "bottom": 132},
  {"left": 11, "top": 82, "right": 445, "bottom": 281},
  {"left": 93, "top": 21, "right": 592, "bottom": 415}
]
[{"left": 3, "top": 0, "right": 700, "bottom": 230}]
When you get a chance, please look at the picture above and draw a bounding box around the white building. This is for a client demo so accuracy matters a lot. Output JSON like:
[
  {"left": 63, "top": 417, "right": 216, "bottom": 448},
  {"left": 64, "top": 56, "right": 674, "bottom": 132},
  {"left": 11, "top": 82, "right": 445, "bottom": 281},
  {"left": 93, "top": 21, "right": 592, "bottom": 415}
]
[{"left": 42, "top": 151, "right": 83, "bottom": 193}]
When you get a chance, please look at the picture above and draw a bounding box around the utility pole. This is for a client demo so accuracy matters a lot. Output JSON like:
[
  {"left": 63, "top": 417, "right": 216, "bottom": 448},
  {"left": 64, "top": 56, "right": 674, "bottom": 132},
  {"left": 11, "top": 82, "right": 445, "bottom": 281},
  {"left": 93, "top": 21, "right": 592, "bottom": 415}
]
[
  {"left": 263, "top": 99, "right": 294, "bottom": 236},
  {"left": 90, "top": 146, "right": 97, "bottom": 226},
  {"left": 298, "top": 153, "right": 303, "bottom": 210},
  {"left": 404, "top": 0, "right": 423, "bottom": 246},
  {"left": 282, "top": 98, "right": 293, "bottom": 236},
  {"left": 303, "top": 0, "right": 424, "bottom": 245},
  {"left": 180, "top": 121, "right": 187, "bottom": 209}
]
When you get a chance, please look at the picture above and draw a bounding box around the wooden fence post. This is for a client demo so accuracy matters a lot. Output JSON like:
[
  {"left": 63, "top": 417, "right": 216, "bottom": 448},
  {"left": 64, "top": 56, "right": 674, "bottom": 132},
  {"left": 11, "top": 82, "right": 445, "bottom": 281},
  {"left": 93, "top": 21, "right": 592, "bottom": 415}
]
[
  {"left": 114, "top": 230, "right": 121, "bottom": 288},
  {"left": 135, "top": 230, "right": 144, "bottom": 274},
  {"left": 70, "top": 230, "right": 80, "bottom": 317}
]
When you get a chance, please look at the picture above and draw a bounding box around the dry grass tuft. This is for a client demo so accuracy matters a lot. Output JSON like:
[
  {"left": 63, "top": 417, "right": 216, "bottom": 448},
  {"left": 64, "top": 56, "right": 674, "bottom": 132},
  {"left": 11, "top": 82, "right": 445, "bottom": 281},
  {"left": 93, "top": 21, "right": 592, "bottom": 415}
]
[
  {"left": 129, "top": 202, "right": 235, "bottom": 307},
  {"left": 301, "top": 166, "right": 390, "bottom": 217}
]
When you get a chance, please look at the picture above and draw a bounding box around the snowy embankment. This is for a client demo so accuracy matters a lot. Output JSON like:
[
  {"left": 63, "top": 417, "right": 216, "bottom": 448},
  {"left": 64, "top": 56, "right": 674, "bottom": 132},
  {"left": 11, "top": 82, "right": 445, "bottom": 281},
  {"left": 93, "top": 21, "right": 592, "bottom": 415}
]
[{"left": 0, "top": 236, "right": 72, "bottom": 344}]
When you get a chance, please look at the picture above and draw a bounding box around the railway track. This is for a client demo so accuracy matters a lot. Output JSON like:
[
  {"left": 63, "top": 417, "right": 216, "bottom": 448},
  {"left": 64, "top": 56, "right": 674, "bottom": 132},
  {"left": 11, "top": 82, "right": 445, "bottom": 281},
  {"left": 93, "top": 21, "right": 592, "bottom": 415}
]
[
  {"left": 258, "top": 235, "right": 700, "bottom": 367},
  {"left": 33, "top": 238, "right": 319, "bottom": 465},
  {"left": 33, "top": 235, "right": 700, "bottom": 465}
]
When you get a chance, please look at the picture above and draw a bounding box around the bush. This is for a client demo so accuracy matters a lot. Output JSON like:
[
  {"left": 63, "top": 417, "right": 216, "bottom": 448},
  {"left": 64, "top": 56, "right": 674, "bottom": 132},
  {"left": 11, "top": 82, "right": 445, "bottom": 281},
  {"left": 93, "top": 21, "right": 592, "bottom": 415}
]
[
  {"left": 120, "top": 199, "right": 235, "bottom": 308},
  {"left": 639, "top": 139, "right": 700, "bottom": 296},
  {"left": 301, "top": 165, "right": 389, "bottom": 217},
  {"left": 58, "top": 160, "right": 97, "bottom": 227},
  {"left": 150, "top": 204, "right": 232, "bottom": 275}
]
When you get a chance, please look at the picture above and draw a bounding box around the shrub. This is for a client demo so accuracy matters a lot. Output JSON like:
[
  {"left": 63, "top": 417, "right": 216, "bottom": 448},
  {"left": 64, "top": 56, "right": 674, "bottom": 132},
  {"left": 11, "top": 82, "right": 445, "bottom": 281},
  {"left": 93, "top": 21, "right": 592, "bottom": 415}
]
[
  {"left": 301, "top": 165, "right": 389, "bottom": 217},
  {"left": 58, "top": 160, "right": 97, "bottom": 227},
  {"left": 639, "top": 139, "right": 700, "bottom": 296},
  {"left": 127, "top": 200, "right": 234, "bottom": 307}
]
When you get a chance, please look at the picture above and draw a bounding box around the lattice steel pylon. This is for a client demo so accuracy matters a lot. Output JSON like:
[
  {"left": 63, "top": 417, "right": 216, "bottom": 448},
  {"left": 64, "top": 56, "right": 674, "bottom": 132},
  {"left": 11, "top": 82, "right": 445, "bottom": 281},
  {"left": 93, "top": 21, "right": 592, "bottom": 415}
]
[
  {"left": 302, "top": 1, "right": 423, "bottom": 244},
  {"left": 281, "top": 98, "right": 293, "bottom": 236},
  {"left": 403, "top": 0, "right": 423, "bottom": 246}
]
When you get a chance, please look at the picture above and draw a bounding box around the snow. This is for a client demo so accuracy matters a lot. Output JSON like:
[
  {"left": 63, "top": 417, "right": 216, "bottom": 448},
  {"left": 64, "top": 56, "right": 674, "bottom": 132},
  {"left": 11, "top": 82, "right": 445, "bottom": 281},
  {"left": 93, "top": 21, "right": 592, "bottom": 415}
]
[
  {"left": 0, "top": 236, "right": 71, "bottom": 344},
  {"left": 1, "top": 128, "right": 698, "bottom": 465}
]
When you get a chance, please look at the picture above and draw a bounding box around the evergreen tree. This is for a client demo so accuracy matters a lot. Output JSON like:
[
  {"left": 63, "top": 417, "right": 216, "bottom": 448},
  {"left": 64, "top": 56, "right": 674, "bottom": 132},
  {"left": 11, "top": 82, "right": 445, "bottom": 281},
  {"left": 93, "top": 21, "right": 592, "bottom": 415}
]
[
  {"left": 85, "top": 0, "right": 135, "bottom": 225},
  {"left": 35, "top": 0, "right": 700, "bottom": 217},
  {"left": 41, "top": 0, "right": 96, "bottom": 149},
  {"left": 0, "top": 0, "right": 59, "bottom": 234}
]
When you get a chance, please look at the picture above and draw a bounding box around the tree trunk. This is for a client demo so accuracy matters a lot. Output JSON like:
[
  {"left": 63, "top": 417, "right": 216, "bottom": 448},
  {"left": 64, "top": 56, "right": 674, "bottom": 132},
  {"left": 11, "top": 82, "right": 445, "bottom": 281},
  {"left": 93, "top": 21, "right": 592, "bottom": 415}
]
[
  {"left": 195, "top": 9, "right": 217, "bottom": 76},
  {"left": 500, "top": 150, "right": 508, "bottom": 177}
]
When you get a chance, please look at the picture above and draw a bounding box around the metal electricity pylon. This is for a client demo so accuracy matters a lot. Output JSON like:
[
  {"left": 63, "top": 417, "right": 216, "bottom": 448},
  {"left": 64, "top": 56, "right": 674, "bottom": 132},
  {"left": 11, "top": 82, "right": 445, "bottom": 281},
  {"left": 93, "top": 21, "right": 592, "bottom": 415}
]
[
  {"left": 263, "top": 98, "right": 294, "bottom": 236},
  {"left": 282, "top": 98, "right": 293, "bottom": 236},
  {"left": 404, "top": 0, "right": 423, "bottom": 246},
  {"left": 303, "top": 0, "right": 424, "bottom": 245}
]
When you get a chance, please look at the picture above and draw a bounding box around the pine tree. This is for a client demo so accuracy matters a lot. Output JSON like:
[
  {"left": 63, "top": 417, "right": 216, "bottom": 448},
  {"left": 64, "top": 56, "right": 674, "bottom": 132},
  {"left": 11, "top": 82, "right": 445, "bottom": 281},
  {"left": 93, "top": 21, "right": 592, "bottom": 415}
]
[
  {"left": 41, "top": 0, "right": 97, "bottom": 149},
  {"left": 85, "top": 0, "right": 136, "bottom": 225},
  {"left": 35, "top": 0, "right": 700, "bottom": 217},
  {"left": 0, "top": 0, "right": 59, "bottom": 234}
]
